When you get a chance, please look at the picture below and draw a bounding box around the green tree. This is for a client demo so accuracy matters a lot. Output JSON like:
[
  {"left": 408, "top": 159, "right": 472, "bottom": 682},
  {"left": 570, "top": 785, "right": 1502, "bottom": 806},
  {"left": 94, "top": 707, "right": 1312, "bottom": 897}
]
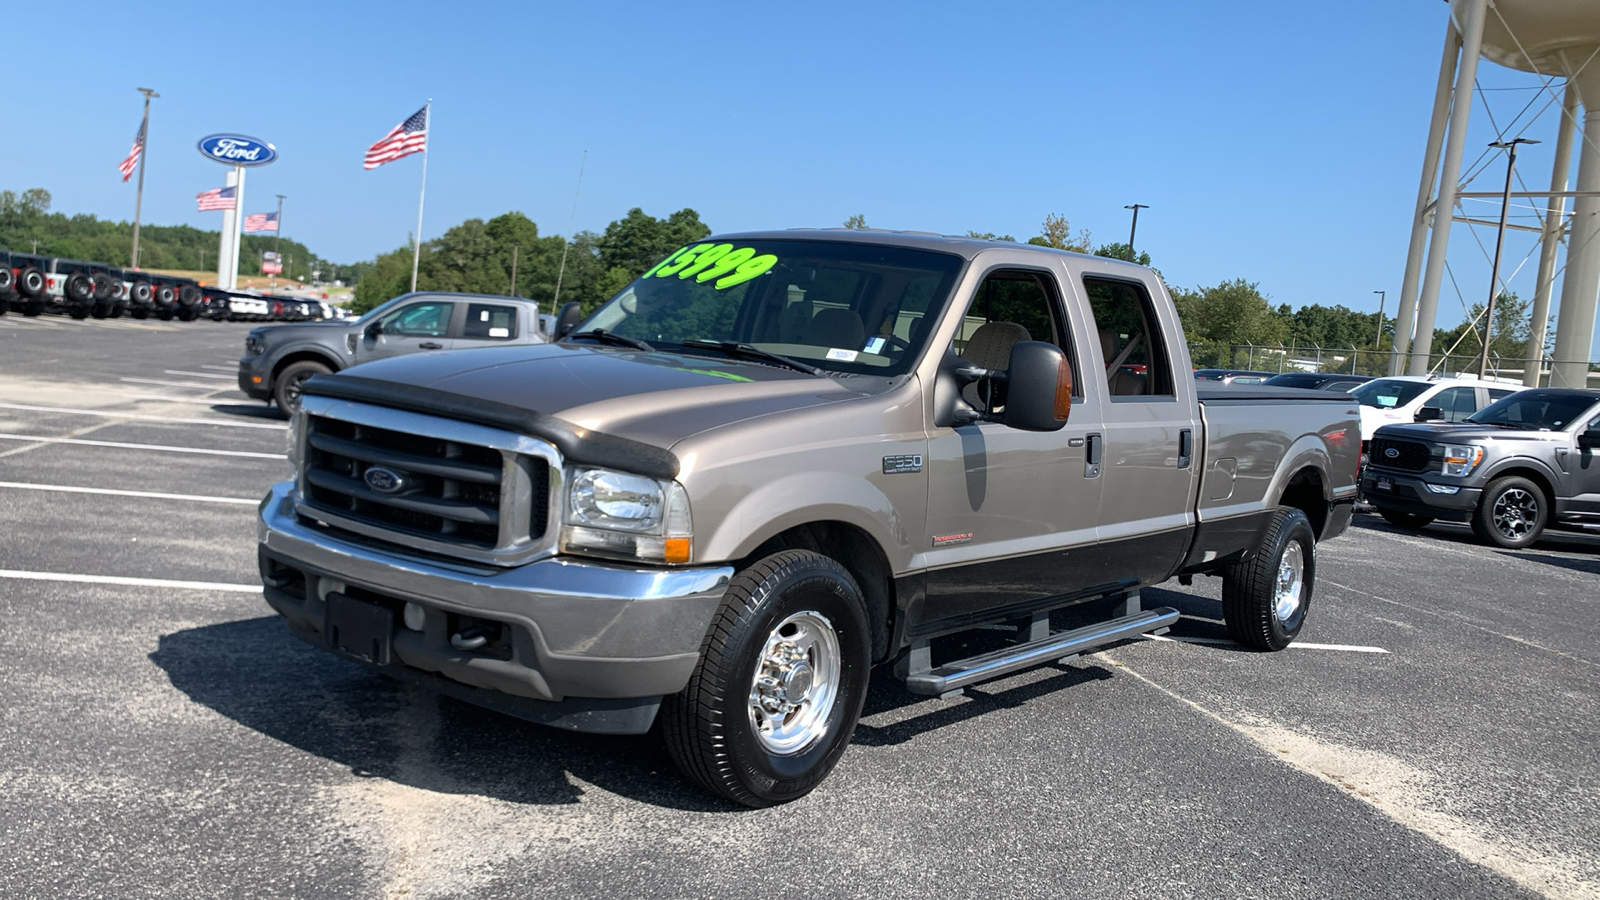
[
  {"left": 965, "top": 230, "right": 1017, "bottom": 242},
  {"left": 843, "top": 214, "right": 868, "bottom": 230},
  {"left": 1093, "top": 242, "right": 1151, "bottom": 266},
  {"left": 1026, "top": 212, "right": 1092, "bottom": 253}
]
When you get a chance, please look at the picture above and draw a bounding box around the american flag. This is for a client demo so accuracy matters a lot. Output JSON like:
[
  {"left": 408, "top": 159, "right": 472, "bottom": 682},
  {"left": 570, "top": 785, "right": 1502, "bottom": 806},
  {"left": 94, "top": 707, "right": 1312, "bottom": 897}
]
[
  {"left": 196, "top": 186, "right": 237, "bottom": 211},
  {"left": 243, "top": 211, "right": 279, "bottom": 233},
  {"left": 117, "top": 120, "right": 146, "bottom": 182},
  {"left": 364, "top": 105, "right": 428, "bottom": 170}
]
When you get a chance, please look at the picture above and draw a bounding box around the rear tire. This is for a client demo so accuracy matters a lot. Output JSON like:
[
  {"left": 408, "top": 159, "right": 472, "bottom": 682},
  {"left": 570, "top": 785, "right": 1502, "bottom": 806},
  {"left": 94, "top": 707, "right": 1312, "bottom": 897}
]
[
  {"left": 90, "top": 302, "right": 112, "bottom": 319},
  {"left": 1471, "top": 476, "right": 1547, "bottom": 549},
  {"left": 273, "top": 360, "right": 332, "bottom": 414},
  {"left": 1378, "top": 509, "right": 1433, "bottom": 530},
  {"left": 1222, "top": 506, "right": 1315, "bottom": 651},
  {"left": 130, "top": 307, "right": 149, "bottom": 320},
  {"left": 662, "top": 550, "right": 871, "bottom": 807},
  {"left": 68, "top": 303, "right": 91, "bottom": 320}
]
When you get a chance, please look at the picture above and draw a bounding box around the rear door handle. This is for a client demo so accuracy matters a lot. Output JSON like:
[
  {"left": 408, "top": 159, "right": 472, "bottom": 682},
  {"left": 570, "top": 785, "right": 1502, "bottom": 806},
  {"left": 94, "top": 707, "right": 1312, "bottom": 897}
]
[
  {"left": 419, "top": 342, "right": 443, "bottom": 350},
  {"left": 1084, "top": 433, "right": 1102, "bottom": 479},
  {"left": 1178, "top": 428, "right": 1193, "bottom": 469}
]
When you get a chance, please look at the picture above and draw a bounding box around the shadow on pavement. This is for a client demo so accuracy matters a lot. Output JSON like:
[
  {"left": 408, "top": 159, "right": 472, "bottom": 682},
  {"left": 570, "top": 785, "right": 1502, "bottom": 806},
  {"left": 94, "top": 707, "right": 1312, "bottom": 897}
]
[
  {"left": 210, "top": 403, "right": 286, "bottom": 422},
  {"left": 151, "top": 616, "right": 728, "bottom": 812},
  {"left": 1499, "top": 549, "right": 1600, "bottom": 575}
]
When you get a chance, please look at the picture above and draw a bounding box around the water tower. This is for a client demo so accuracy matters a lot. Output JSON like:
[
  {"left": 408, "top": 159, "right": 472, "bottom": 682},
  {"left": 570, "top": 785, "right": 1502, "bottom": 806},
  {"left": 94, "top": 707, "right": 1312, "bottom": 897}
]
[{"left": 1392, "top": 0, "right": 1600, "bottom": 386}]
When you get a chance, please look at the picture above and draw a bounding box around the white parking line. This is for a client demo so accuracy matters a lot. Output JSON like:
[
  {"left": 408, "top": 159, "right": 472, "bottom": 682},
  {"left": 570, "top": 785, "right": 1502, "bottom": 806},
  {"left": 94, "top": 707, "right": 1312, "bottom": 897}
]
[
  {"left": 0, "top": 481, "right": 259, "bottom": 505},
  {"left": 163, "top": 370, "right": 234, "bottom": 379},
  {"left": 0, "top": 402, "right": 286, "bottom": 429},
  {"left": 0, "top": 569, "right": 260, "bottom": 593},
  {"left": 1139, "top": 634, "right": 1390, "bottom": 654},
  {"left": 0, "top": 433, "right": 284, "bottom": 459},
  {"left": 118, "top": 393, "right": 245, "bottom": 406},
  {"left": 200, "top": 365, "right": 236, "bottom": 372},
  {"left": 121, "top": 377, "right": 235, "bottom": 390}
]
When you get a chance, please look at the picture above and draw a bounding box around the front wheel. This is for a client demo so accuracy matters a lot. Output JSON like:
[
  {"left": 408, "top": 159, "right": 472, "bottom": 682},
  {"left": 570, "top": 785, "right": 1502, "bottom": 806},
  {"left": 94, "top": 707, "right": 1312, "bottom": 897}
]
[
  {"left": 1471, "top": 476, "right": 1547, "bottom": 549},
  {"left": 274, "top": 360, "right": 332, "bottom": 415},
  {"left": 662, "top": 550, "right": 871, "bottom": 808},
  {"left": 1222, "top": 506, "right": 1315, "bottom": 651}
]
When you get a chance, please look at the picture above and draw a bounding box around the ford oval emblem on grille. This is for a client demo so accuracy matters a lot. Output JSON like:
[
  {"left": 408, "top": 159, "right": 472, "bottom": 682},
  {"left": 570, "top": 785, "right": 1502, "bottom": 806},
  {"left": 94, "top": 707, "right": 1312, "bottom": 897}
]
[
  {"left": 364, "top": 466, "right": 407, "bottom": 494},
  {"left": 1384, "top": 447, "right": 1400, "bottom": 459}
]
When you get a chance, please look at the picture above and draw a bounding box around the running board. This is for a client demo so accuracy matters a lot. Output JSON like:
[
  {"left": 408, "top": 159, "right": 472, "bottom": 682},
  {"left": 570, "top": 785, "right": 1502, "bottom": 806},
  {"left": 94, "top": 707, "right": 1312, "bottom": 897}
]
[{"left": 902, "top": 607, "right": 1179, "bottom": 697}]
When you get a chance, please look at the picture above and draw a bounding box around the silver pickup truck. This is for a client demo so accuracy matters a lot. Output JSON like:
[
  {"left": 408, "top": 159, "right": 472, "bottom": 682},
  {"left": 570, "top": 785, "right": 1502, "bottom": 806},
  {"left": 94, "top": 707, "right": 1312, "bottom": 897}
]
[{"left": 256, "top": 231, "right": 1359, "bottom": 806}]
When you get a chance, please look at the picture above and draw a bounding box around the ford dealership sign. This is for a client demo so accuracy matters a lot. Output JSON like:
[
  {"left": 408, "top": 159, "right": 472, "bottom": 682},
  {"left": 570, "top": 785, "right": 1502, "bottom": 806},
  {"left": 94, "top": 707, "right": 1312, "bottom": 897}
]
[{"left": 197, "top": 134, "right": 277, "bottom": 167}]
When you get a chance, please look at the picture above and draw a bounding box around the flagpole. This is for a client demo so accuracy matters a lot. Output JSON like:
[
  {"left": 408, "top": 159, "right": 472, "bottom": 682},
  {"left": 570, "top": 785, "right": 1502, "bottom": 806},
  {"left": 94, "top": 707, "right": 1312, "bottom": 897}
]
[
  {"left": 410, "top": 100, "right": 431, "bottom": 293},
  {"left": 130, "top": 87, "right": 157, "bottom": 269}
]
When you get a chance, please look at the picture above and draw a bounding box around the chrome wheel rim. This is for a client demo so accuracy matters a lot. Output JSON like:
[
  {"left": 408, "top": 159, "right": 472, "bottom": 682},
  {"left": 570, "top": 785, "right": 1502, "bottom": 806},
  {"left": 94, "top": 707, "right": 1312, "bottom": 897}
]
[
  {"left": 1273, "top": 542, "right": 1304, "bottom": 624},
  {"left": 1492, "top": 488, "right": 1539, "bottom": 540},
  {"left": 748, "top": 611, "right": 840, "bottom": 755}
]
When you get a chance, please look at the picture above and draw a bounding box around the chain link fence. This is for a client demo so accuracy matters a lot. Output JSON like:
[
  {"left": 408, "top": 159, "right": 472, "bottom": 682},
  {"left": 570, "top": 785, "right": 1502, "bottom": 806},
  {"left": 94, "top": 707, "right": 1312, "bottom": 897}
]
[{"left": 1185, "top": 341, "right": 1600, "bottom": 386}]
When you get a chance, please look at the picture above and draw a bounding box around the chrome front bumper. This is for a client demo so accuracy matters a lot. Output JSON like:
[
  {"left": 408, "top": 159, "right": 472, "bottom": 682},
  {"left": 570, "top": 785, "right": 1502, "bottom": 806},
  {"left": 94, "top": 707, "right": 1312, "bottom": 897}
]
[{"left": 257, "top": 482, "right": 731, "bottom": 728}]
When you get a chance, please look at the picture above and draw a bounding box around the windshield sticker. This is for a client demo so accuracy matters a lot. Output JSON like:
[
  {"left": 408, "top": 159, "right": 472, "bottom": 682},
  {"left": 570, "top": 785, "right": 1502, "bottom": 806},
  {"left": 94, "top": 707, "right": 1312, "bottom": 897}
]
[
  {"left": 862, "top": 336, "right": 886, "bottom": 355},
  {"left": 826, "top": 348, "right": 858, "bottom": 362},
  {"left": 644, "top": 243, "right": 780, "bottom": 290}
]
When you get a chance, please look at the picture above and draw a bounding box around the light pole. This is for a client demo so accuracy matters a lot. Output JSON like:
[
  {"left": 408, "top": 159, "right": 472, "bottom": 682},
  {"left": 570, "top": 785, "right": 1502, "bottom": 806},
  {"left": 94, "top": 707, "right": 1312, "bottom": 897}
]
[
  {"left": 1373, "top": 290, "right": 1386, "bottom": 347},
  {"left": 1124, "top": 203, "right": 1148, "bottom": 260},
  {"left": 273, "top": 194, "right": 286, "bottom": 286},
  {"left": 130, "top": 87, "right": 158, "bottom": 268},
  {"left": 1481, "top": 138, "right": 1538, "bottom": 378},
  {"left": 509, "top": 242, "right": 520, "bottom": 296}
]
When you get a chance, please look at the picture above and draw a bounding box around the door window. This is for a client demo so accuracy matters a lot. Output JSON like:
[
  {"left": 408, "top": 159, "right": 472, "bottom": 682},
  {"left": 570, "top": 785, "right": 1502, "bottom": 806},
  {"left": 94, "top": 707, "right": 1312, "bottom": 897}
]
[
  {"left": 948, "top": 269, "right": 1080, "bottom": 396},
  {"left": 1083, "top": 277, "right": 1174, "bottom": 397},
  {"left": 1432, "top": 386, "right": 1478, "bottom": 422},
  {"left": 463, "top": 303, "right": 518, "bottom": 340},
  {"left": 381, "top": 302, "right": 451, "bottom": 337}
]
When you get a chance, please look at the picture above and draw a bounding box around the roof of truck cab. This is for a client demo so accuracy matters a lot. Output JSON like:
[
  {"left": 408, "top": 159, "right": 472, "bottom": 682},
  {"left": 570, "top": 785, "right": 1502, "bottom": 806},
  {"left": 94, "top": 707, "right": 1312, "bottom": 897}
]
[{"left": 707, "top": 228, "right": 1153, "bottom": 271}]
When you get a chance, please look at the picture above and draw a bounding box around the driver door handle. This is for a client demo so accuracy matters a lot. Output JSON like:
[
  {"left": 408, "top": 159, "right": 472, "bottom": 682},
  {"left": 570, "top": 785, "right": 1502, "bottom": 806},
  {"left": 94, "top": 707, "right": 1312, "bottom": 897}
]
[{"left": 419, "top": 342, "right": 443, "bottom": 350}]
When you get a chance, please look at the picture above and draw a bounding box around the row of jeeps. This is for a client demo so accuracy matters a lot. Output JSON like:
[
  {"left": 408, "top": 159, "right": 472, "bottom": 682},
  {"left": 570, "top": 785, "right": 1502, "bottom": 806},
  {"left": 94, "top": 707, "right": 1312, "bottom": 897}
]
[{"left": 0, "top": 249, "right": 203, "bottom": 320}]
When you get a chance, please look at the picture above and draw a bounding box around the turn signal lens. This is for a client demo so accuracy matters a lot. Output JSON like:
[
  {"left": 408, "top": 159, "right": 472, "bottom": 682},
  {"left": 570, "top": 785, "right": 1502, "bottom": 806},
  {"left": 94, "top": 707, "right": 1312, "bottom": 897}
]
[
  {"left": 1441, "top": 445, "right": 1483, "bottom": 477},
  {"left": 1053, "top": 358, "right": 1073, "bottom": 421}
]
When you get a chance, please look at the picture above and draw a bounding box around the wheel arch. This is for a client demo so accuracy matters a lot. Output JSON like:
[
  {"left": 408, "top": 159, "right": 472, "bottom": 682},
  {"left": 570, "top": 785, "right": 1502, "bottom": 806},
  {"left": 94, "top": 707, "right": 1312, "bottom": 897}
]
[
  {"left": 269, "top": 349, "right": 342, "bottom": 387},
  {"left": 736, "top": 520, "right": 896, "bottom": 664},
  {"left": 1481, "top": 463, "right": 1558, "bottom": 509}
]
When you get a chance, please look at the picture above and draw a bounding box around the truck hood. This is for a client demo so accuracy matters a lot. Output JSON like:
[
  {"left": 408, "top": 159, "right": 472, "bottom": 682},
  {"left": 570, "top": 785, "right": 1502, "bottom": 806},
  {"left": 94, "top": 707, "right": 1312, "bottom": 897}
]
[
  {"left": 340, "top": 343, "right": 885, "bottom": 449},
  {"left": 1374, "top": 422, "right": 1564, "bottom": 444},
  {"left": 252, "top": 320, "right": 354, "bottom": 343}
]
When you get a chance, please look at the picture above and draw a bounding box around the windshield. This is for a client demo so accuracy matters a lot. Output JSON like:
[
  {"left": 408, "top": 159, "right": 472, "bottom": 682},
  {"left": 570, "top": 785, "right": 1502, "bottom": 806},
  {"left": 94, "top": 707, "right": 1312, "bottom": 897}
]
[
  {"left": 1263, "top": 373, "right": 1321, "bottom": 389},
  {"left": 1351, "top": 378, "right": 1431, "bottom": 409},
  {"left": 577, "top": 239, "right": 964, "bottom": 376},
  {"left": 1467, "top": 391, "right": 1599, "bottom": 431}
]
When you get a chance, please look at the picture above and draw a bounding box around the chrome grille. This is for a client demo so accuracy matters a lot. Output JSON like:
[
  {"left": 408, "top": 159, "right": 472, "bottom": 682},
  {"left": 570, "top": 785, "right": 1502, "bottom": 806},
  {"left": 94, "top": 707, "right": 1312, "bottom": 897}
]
[
  {"left": 295, "top": 403, "right": 557, "bottom": 565},
  {"left": 1369, "top": 437, "right": 1431, "bottom": 473}
]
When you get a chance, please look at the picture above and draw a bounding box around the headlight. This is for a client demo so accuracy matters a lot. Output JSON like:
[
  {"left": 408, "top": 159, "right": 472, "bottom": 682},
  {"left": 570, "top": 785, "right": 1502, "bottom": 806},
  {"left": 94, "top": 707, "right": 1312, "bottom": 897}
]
[
  {"left": 1441, "top": 444, "right": 1483, "bottom": 477},
  {"left": 560, "top": 467, "right": 692, "bottom": 564},
  {"left": 245, "top": 335, "right": 263, "bottom": 355}
]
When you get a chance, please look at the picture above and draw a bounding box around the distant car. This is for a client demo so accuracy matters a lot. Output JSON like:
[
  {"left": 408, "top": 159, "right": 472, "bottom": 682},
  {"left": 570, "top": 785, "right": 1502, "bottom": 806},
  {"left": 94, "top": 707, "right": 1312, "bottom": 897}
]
[
  {"left": 1262, "top": 372, "right": 1373, "bottom": 392},
  {"left": 1, "top": 250, "right": 50, "bottom": 316},
  {"left": 1194, "top": 368, "right": 1276, "bottom": 385},
  {"left": 1350, "top": 376, "right": 1521, "bottom": 445}
]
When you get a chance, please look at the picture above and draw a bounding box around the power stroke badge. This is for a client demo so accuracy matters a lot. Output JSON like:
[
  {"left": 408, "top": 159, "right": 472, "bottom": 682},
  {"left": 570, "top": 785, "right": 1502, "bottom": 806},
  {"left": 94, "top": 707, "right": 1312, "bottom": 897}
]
[{"left": 882, "top": 454, "right": 923, "bottom": 475}]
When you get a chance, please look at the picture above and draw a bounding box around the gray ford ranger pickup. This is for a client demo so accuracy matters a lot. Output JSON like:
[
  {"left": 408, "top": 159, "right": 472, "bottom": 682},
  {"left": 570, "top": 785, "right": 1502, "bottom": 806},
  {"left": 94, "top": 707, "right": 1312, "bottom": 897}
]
[
  {"left": 256, "top": 231, "right": 1360, "bottom": 806},
  {"left": 238, "top": 291, "right": 546, "bottom": 413},
  {"left": 1363, "top": 387, "right": 1600, "bottom": 548}
]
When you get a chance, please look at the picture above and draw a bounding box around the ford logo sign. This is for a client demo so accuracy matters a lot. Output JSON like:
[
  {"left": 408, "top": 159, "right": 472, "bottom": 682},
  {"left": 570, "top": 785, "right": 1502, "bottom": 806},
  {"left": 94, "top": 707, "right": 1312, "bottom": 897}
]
[
  {"left": 364, "top": 466, "right": 408, "bottom": 494},
  {"left": 1384, "top": 447, "right": 1400, "bottom": 458},
  {"left": 197, "top": 134, "right": 278, "bottom": 167}
]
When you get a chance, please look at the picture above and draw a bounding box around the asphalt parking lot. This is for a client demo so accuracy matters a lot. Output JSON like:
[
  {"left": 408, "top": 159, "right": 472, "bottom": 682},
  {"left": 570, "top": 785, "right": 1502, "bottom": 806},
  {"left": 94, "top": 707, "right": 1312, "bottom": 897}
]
[{"left": 1, "top": 314, "right": 1596, "bottom": 900}]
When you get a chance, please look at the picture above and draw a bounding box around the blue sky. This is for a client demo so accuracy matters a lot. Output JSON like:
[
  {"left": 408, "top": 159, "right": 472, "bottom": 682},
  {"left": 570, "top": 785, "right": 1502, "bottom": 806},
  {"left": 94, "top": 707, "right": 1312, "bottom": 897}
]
[{"left": 5, "top": 1, "right": 1591, "bottom": 354}]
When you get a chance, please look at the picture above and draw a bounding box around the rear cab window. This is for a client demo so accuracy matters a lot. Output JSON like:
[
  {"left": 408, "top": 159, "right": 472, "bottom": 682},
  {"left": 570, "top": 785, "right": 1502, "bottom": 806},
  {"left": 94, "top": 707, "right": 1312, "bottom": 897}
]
[
  {"left": 1082, "top": 276, "right": 1175, "bottom": 398},
  {"left": 462, "top": 303, "right": 518, "bottom": 340}
]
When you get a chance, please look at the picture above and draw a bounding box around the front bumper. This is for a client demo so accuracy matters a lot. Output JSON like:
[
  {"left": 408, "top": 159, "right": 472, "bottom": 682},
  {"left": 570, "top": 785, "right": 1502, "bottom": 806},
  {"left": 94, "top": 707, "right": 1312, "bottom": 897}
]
[
  {"left": 1361, "top": 468, "right": 1481, "bottom": 522},
  {"left": 257, "top": 481, "right": 732, "bottom": 733},
  {"left": 238, "top": 356, "right": 272, "bottom": 399}
]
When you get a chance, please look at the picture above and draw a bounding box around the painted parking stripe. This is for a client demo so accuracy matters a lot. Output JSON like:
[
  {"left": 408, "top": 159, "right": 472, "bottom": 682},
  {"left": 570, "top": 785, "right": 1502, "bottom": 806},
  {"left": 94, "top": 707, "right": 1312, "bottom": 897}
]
[
  {"left": 0, "top": 433, "right": 284, "bottom": 459},
  {"left": 0, "top": 569, "right": 260, "bottom": 593},
  {"left": 0, "top": 402, "right": 285, "bottom": 429},
  {"left": 0, "top": 481, "right": 259, "bottom": 505},
  {"left": 118, "top": 393, "right": 245, "bottom": 406},
  {"left": 200, "top": 365, "right": 236, "bottom": 372},
  {"left": 163, "top": 370, "right": 234, "bottom": 379},
  {"left": 121, "top": 377, "right": 235, "bottom": 390},
  {"left": 1139, "top": 634, "right": 1389, "bottom": 654}
]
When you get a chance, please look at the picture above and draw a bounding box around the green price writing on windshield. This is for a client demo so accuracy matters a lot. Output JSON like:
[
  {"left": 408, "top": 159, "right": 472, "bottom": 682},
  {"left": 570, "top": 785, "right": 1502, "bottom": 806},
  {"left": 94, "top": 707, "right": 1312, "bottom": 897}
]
[{"left": 645, "top": 243, "right": 779, "bottom": 290}]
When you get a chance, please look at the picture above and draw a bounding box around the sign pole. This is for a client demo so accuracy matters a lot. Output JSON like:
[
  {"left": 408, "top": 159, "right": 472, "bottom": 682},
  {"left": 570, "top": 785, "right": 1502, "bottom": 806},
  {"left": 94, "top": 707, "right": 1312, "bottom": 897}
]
[
  {"left": 410, "top": 100, "right": 431, "bottom": 293},
  {"left": 130, "top": 87, "right": 157, "bottom": 268},
  {"left": 230, "top": 165, "right": 247, "bottom": 290}
]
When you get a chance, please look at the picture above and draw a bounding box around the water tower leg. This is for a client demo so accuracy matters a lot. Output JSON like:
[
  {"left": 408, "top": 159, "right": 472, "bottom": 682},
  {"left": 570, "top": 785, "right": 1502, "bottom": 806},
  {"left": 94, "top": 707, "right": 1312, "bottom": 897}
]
[
  {"left": 1525, "top": 83, "right": 1578, "bottom": 387},
  {"left": 1410, "top": 0, "right": 1489, "bottom": 376},
  {"left": 1392, "top": 19, "right": 1462, "bottom": 376},
  {"left": 1551, "top": 66, "right": 1600, "bottom": 389}
]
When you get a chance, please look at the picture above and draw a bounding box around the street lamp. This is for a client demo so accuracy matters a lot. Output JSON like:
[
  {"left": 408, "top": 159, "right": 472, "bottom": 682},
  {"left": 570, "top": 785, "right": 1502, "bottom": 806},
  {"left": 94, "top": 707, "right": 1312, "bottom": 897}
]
[
  {"left": 1481, "top": 138, "right": 1538, "bottom": 378},
  {"left": 1124, "top": 203, "right": 1148, "bottom": 260},
  {"left": 1373, "top": 290, "right": 1386, "bottom": 347}
]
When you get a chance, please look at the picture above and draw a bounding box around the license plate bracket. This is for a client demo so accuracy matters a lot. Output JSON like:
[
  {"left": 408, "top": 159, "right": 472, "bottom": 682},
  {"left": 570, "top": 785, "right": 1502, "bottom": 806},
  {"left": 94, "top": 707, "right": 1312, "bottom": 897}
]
[
  {"left": 1375, "top": 477, "right": 1393, "bottom": 492},
  {"left": 326, "top": 592, "right": 393, "bottom": 665}
]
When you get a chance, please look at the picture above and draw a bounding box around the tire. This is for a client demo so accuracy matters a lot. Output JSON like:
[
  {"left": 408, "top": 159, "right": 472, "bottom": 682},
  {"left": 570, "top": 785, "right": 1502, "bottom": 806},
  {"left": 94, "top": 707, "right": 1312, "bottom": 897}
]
[
  {"left": 21, "top": 299, "right": 44, "bottom": 316},
  {"left": 130, "top": 307, "right": 149, "bottom": 320},
  {"left": 91, "top": 274, "right": 113, "bottom": 301},
  {"left": 68, "top": 303, "right": 91, "bottom": 320},
  {"left": 17, "top": 268, "right": 45, "bottom": 297},
  {"left": 109, "top": 304, "right": 125, "bottom": 319},
  {"left": 176, "top": 306, "right": 198, "bottom": 322},
  {"left": 65, "top": 273, "right": 94, "bottom": 303},
  {"left": 274, "top": 360, "right": 332, "bottom": 414},
  {"left": 1222, "top": 506, "right": 1315, "bottom": 651},
  {"left": 1471, "top": 476, "right": 1548, "bottom": 549},
  {"left": 130, "top": 282, "right": 152, "bottom": 304},
  {"left": 90, "top": 301, "right": 112, "bottom": 319},
  {"left": 662, "top": 550, "right": 871, "bottom": 808},
  {"left": 0, "top": 268, "right": 12, "bottom": 291},
  {"left": 178, "top": 285, "right": 200, "bottom": 306},
  {"left": 154, "top": 285, "right": 176, "bottom": 307},
  {"left": 1378, "top": 509, "right": 1433, "bottom": 530}
]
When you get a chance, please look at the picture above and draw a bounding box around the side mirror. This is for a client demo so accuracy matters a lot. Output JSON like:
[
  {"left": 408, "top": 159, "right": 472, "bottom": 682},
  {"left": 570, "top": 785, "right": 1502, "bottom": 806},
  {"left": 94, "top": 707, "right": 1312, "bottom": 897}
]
[
  {"left": 1002, "top": 341, "right": 1073, "bottom": 432},
  {"left": 364, "top": 320, "right": 383, "bottom": 339},
  {"left": 553, "top": 301, "right": 583, "bottom": 340},
  {"left": 1579, "top": 429, "right": 1600, "bottom": 450},
  {"left": 1414, "top": 406, "right": 1444, "bottom": 423}
]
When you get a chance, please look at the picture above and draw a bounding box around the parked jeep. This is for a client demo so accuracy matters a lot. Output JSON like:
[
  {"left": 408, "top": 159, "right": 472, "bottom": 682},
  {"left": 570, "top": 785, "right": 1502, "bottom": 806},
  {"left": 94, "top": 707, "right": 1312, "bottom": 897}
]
[
  {"left": 256, "top": 231, "right": 1359, "bottom": 806},
  {"left": 2, "top": 250, "right": 50, "bottom": 316},
  {"left": 238, "top": 291, "right": 547, "bottom": 413},
  {"left": 1363, "top": 388, "right": 1600, "bottom": 548}
]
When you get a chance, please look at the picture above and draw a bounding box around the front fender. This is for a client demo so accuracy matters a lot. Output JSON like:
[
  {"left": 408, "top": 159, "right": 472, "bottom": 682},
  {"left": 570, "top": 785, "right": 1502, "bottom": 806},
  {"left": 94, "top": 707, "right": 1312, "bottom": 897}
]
[
  {"left": 696, "top": 470, "right": 908, "bottom": 571},
  {"left": 1479, "top": 455, "right": 1562, "bottom": 493},
  {"left": 266, "top": 344, "right": 346, "bottom": 380}
]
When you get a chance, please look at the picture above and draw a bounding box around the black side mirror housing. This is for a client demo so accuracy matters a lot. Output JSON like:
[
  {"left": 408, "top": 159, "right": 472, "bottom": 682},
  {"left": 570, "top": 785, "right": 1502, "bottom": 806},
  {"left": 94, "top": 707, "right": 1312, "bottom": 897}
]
[
  {"left": 1002, "top": 341, "right": 1073, "bottom": 432},
  {"left": 1415, "top": 406, "right": 1444, "bottom": 423},
  {"left": 364, "top": 320, "right": 383, "bottom": 339},
  {"left": 1579, "top": 429, "right": 1600, "bottom": 449},
  {"left": 553, "top": 301, "right": 583, "bottom": 340}
]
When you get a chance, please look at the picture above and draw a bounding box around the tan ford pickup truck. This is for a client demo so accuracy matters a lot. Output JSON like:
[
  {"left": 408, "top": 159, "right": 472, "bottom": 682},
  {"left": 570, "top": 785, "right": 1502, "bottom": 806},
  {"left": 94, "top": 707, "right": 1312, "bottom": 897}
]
[{"left": 256, "top": 230, "right": 1360, "bottom": 806}]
